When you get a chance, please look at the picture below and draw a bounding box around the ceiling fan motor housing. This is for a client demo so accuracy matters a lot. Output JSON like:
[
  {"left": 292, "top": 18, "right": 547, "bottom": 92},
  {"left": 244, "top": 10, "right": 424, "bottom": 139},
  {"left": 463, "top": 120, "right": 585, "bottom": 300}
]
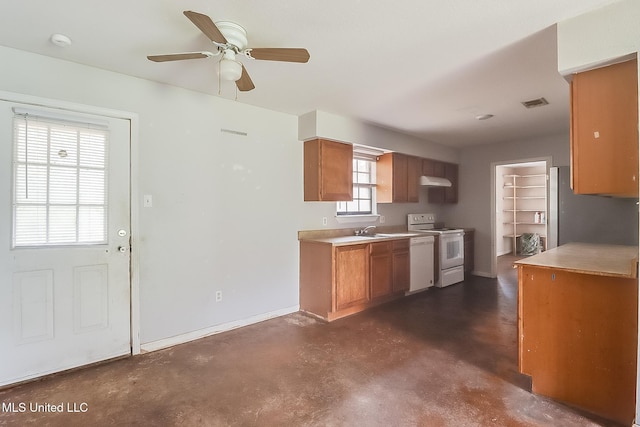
[{"left": 215, "top": 22, "right": 248, "bottom": 51}]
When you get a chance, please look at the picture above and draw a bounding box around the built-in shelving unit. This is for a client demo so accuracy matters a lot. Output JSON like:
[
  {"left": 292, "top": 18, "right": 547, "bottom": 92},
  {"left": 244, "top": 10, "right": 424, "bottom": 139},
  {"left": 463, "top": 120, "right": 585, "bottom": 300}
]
[{"left": 502, "top": 173, "right": 547, "bottom": 255}]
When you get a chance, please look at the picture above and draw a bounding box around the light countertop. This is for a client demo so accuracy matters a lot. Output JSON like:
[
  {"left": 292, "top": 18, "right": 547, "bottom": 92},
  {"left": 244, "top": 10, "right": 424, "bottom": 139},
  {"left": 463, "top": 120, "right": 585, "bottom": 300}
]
[
  {"left": 300, "top": 232, "right": 423, "bottom": 246},
  {"left": 513, "top": 242, "right": 638, "bottom": 279}
]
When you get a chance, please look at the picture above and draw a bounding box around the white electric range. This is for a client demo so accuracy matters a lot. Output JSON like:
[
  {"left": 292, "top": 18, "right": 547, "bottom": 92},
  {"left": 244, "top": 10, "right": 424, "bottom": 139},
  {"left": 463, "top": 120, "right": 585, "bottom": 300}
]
[{"left": 407, "top": 214, "right": 465, "bottom": 287}]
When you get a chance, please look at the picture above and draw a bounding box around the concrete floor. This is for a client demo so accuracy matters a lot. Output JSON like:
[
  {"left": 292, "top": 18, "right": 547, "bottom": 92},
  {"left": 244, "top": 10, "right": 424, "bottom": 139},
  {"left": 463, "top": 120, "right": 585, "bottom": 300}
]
[{"left": 0, "top": 256, "right": 623, "bottom": 426}]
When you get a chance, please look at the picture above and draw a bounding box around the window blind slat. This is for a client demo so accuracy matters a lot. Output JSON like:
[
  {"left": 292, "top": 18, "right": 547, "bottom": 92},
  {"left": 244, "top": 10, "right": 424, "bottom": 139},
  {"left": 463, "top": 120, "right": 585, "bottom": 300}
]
[{"left": 12, "top": 112, "right": 109, "bottom": 247}]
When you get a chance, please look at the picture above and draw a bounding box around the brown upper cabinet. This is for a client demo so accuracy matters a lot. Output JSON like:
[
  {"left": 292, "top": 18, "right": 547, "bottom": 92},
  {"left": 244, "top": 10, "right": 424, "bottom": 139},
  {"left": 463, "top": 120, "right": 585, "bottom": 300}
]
[
  {"left": 377, "top": 153, "right": 420, "bottom": 203},
  {"left": 423, "top": 158, "right": 445, "bottom": 178},
  {"left": 406, "top": 156, "right": 421, "bottom": 202},
  {"left": 427, "top": 161, "right": 458, "bottom": 204},
  {"left": 304, "top": 138, "right": 353, "bottom": 201},
  {"left": 570, "top": 58, "right": 638, "bottom": 197}
]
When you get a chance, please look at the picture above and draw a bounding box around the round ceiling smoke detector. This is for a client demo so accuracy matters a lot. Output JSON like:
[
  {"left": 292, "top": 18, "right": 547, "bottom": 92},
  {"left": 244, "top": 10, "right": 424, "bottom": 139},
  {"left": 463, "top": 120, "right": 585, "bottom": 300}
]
[{"left": 50, "top": 33, "right": 72, "bottom": 47}]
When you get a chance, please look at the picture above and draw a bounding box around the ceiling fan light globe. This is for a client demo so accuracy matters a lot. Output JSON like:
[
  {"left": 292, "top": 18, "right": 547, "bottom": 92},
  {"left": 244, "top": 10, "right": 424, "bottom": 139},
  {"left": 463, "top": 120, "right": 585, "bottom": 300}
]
[{"left": 219, "top": 59, "right": 243, "bottom": 81}]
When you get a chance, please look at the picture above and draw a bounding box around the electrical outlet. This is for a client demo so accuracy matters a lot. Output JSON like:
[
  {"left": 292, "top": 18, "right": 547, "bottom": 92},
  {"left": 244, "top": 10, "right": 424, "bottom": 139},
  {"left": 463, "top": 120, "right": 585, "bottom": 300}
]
[
  {"left": 380, "top": 215, "right": 385, "bottom": 224},
  {"left": 322, "top": 217, "right": 328, "bottom": 226},
  {"left": 215, "top": 291, "right": 222, "bottom": 302}
]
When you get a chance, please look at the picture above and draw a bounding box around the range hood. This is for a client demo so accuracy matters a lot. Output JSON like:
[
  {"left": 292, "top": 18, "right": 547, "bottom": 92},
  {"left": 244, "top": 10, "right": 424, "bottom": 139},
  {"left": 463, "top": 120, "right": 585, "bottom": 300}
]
[{"left": 420, "top": 176, "right": 452, "bottom": 187}]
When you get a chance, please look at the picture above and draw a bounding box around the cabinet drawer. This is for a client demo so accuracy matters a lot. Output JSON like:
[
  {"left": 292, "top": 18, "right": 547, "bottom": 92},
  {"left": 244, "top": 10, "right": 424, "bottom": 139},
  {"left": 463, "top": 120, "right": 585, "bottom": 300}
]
[
  {"left": 370, "top": 241, "right": 392, "bottom": 255},
  {"left": 392, "top": 239, "right": 410, "bottom": 251}
]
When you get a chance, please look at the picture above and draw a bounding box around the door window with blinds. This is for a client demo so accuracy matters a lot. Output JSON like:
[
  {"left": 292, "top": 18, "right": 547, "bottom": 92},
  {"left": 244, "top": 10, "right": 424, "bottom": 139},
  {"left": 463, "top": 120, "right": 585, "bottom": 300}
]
[
  {"left": 337, "top": 150, "right": 377, "bottom": 215},
  {"left": 12, "top": 111, "right": 109, "bottom": 247}
]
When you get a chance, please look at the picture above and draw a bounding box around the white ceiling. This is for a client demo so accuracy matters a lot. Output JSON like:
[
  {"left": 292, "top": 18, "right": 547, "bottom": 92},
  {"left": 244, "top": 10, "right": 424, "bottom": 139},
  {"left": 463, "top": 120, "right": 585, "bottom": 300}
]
[{"left": 0, "top": 0, "right": 622, "bottom": 147}]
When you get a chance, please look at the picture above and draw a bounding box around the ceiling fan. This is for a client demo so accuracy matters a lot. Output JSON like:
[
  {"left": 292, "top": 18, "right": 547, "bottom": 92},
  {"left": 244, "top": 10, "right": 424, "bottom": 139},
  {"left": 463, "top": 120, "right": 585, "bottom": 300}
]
[{"left": 147, "top": 11, "right": 310, "bottom": 92}]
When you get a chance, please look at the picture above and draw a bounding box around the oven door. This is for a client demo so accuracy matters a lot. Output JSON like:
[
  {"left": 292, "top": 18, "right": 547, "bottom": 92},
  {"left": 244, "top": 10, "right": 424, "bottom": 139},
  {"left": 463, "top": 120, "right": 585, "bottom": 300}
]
[{"left": 439, "top": 231, "right": 464, "bottom": 269}]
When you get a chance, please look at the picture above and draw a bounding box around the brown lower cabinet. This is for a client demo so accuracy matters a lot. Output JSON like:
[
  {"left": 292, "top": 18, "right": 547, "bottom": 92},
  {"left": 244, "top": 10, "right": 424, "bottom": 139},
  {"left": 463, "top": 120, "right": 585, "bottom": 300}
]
[
  {"left": 370, "top": 242, "right": 393, "bottom": 299},
  {"left": 391, "top": 239, "right": 410, "bottom": 292},
  {"left": 517, "top": 265, "right": 637, "bottom": 425},
  {"left": 300, "top": 239, "right": 411, "bottom": 321},
  {"left": 335, "top": 244, "right": 370, "bottom": 310}
]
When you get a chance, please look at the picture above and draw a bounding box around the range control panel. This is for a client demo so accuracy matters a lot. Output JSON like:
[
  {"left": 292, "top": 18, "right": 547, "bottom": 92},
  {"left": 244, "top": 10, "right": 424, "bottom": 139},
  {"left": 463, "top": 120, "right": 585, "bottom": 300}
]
[{"left": 407, "top": 213, "right": 436, "bottom": 226}]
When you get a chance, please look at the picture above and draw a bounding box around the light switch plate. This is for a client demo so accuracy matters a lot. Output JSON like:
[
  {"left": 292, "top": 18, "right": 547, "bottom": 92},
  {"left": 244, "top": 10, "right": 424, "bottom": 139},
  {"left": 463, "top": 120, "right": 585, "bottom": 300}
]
[{"left": 143, "top": 194, "right": 153, "bottom": 208}]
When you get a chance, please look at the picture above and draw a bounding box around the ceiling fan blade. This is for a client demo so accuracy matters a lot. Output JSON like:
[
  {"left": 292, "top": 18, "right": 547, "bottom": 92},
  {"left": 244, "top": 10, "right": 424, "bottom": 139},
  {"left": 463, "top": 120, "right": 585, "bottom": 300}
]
[
  {"left": 236, "top": 65, "right": 255, "bottom": 92},
  {"left": 248, "top": 48, "right": 310, "bottom": 63},
  {"left": 147, "top": 52, "right": 210, "bottom": 62},
  {"left": 183, "top": 10, "right": 227, "bottom": 44}
]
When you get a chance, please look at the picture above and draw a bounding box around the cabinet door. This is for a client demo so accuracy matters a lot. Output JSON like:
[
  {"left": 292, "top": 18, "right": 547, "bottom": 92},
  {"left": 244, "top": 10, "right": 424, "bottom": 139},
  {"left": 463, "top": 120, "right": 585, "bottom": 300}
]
[
  {"left": 304, "top": 139, "right": 353, "bottom": 201},
  {"left": 392, "top": 239, "right": 410, "bottom": 292},
  {"left": 570, "top": 58, "right": 638, "bottom": 196},
  {"left": 392, "top": 249, "right": 410, "bottom": 293},
  {"left": 429, "top": 162, "right": 458, "bottom": 204},
  {"left": 370, "top": 242, "right": 393, "bottom": 299},
  {"left": 519, "top": 265, "right": 637, "bottom": 424},
  {"left": 407, "top": 156, "right": 421, "bottom": 202},
  {"left": 335, "top": 244, "right": 370, "bottom": 310},
  {"left": 377, "top": 153, "right": 408, "bottom": 203},
  {"left": 427, "top": 161, "right": 446, "bottom": 203},
  {"left": 392, "top": 154, "right": 409, "bottom": 202},
  {"left": 444, "top": 163, "right": 458, "bottom": 203},
  {"left": 422, "top": 159, "right": 436, "bottom": 176}
]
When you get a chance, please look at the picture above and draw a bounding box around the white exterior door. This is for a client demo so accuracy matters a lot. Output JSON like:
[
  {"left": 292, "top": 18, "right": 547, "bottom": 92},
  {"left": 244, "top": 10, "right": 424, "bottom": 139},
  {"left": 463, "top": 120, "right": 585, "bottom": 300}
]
[{"left": 0, "top": 100, "right": 131, "bottom": 386}]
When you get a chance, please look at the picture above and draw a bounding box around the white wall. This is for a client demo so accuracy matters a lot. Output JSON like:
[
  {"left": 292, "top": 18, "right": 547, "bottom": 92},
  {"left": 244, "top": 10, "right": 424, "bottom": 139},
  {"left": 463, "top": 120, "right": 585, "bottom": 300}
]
[
  {"left": 440, "top": 134, "right": 569, "bottom": 277},
  {"left": 299, "top": 110, "right": 458, "bottom": 162},
  {"left": 0, "top": 45, "right": 459, "bottom": 350},
  {"left": 0, "top": 45, "right": 303, "bottom": 345},
  {"left": 557, "top": 0, "right": 640, "bottom": 75}
]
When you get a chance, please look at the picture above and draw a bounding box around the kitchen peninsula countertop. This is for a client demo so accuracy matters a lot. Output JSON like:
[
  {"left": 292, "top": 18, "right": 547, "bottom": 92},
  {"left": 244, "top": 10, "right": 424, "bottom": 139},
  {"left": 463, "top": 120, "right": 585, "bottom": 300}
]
[{"left": 514, "top": 242, "right": 638, "bottom": 279}]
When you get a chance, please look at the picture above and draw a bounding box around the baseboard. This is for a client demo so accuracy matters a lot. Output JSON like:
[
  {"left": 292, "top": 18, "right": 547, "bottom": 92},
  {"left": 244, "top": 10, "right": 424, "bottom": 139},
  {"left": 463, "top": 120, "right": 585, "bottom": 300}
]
[
  {"left": 140, "top": 305, "right": 300, "bottom": 353},
  {"left": 472, "top": 270, "right": 494, "bottom": 279}
]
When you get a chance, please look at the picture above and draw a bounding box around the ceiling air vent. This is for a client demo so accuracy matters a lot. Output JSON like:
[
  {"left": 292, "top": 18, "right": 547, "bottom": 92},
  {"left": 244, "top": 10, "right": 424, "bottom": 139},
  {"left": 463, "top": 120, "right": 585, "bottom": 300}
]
[{"left": 521, "top": 97, "right": 549, "bottom": 109}]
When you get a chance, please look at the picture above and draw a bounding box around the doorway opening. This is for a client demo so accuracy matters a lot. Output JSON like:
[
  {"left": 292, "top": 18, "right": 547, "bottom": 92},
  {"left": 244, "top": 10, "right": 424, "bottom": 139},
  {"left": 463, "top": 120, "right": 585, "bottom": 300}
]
[{"left": 491, "top": 158, "right": 550, "bottom": 278}]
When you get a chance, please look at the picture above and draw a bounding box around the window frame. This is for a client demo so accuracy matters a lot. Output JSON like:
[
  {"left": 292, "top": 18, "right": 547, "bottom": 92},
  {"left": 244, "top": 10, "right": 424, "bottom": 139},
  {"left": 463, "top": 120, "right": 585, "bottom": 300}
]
[
  {"left": 336, "top": 146, "right": 383, "bottom": 222},
  {"left": 11, "top": 111, "right": 110, "bottom": 249}
]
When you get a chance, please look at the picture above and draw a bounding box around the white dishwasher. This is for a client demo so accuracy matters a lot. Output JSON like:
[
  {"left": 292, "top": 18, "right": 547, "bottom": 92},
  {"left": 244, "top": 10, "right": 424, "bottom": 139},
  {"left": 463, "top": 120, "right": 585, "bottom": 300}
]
[{"left": 408, "top": 235, "right": 435, "bottom": 294}]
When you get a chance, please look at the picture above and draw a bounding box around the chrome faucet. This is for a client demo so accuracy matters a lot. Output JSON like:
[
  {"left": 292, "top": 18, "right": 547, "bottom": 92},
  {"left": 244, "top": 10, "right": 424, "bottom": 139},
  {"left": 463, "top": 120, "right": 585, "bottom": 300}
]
[{"left": 355, "top": 225, "right": 377, "bottom": 236}]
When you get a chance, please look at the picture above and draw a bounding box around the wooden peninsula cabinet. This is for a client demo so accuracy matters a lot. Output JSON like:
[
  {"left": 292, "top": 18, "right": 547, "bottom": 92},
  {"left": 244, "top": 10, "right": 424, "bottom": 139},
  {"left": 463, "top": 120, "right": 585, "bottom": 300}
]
[
  {"left": 304, "top": 138, "right": 353, "bottom": 201},
  {"left": 570, "top": 58, "right": 638, "bottom": 197},
  {"left": 300, "top": 237, "right": 411, "bottom": 321},
  {"left": 515, "top": 243, "right": 638, "bottom": 425}
]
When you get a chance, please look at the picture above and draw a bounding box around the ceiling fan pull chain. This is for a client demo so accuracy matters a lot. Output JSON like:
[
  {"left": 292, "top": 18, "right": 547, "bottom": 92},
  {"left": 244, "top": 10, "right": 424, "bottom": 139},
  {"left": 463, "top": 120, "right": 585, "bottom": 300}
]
[{"left": 217, "top": 61, "right": 222, "bottom": 96}]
